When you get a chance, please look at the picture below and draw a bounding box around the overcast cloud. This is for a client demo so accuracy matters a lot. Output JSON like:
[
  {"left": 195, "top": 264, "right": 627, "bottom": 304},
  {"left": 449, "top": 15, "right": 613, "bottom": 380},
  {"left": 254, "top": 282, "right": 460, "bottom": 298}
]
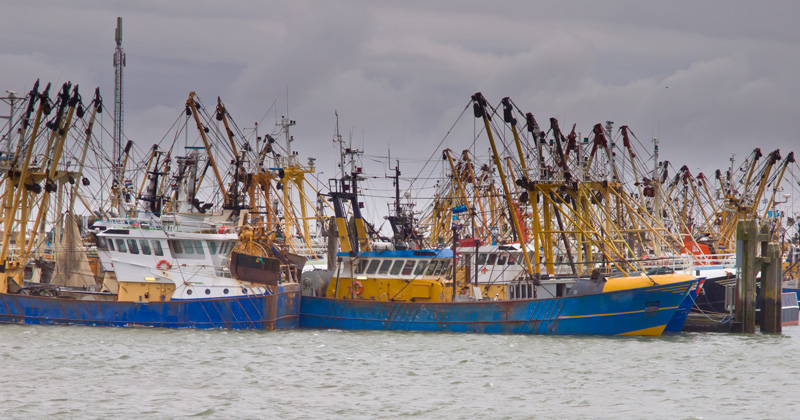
[{"left": 2, "top": 0, "right": 799, "bottom": 216}]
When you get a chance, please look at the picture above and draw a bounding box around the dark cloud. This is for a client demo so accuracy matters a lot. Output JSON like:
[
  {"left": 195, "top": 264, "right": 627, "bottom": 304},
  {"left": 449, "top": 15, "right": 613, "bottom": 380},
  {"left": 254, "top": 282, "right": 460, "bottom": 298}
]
[{"left": 2, "top": 0, "right": 798, "bottom": 208}]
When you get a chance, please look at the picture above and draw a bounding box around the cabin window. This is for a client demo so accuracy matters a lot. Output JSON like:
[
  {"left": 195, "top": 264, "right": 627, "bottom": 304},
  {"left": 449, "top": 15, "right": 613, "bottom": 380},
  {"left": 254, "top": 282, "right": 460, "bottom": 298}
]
[
  {"left": 218, "top": 241, "right": 233, "bottom": 255},
  {"left": 508, "top": 253, "right": 517, "bottom": 265},
  {"left": 497, "top": 254, "right": 507, "bottom": 265},
  {"left": 434, "top": 260, "right": 449, "bottom": 276},
  {"left": 207, "top": 241, "right": 218, "bottom": 255},
  {"left": 389, "top": 260, "right": 404, "bottom": 275},
  {"left": 355, "top": 260, "right": 368, "bottom": 274},
  {"left": 401, "top": 260, "right": 416, "bottom": 275},
  {"left": 127, "top": 239, "right": 140, "bottom": 255},
  {"left": 486, "top": 254, "right": 497, "bottom": 265},
  {"left": 476, "top": 253, "right": 487, "bottom": 265},
  {"left": 107, "top": 238, "right": 115, "bottom": 251},
  {"left": 192, "top": 240, "right": 204, "bottom": 255},
  {"left": 168, "top": 240, "right": 204, "bottom": 259},
  {"left": 432, "top": 260, "right": 443, "bottom": 276},
  {"left": 151, "top": 240, "right": 164, "bottom": 256},
  {"left": 115, "top": 239, "right": 127, "bottom": 253},
  {"left": 170, "top": 240, "right": 182, "bottom": 253},
  {"left": 414, "top": 261, "right": 428, "bottom": 275},
  {"left": 442, "top": 260, "right": 453, "bottom": 279},
  {"left": 425, "top": 261, "right": 439, "bottom": 276},
  {"left": 366, "top": 260, "right": 380, "bottom": 274},
  {"left": 378, "top": 260, "right": 392, "bottom": 274},
  {"left": 96, "top": 236, "right": 107, "bottom": 250},
  {"left": 139, "top": 240, "right": 151, "bottom": 255}
]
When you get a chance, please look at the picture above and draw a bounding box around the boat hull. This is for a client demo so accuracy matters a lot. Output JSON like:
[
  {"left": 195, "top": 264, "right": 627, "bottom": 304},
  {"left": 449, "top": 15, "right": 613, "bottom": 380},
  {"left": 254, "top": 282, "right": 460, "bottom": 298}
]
[
  {"left": 663, "top": 281, "right": 701, "bottom": 333},
  {"left": 0, "top": 289, "right": 300, "bottom": 330},
  {"left": 300, "top": 280, "right": 697, "bottom": 336},
  {"left": 693, "top": 272, "right": 736, "bottom": 313}
]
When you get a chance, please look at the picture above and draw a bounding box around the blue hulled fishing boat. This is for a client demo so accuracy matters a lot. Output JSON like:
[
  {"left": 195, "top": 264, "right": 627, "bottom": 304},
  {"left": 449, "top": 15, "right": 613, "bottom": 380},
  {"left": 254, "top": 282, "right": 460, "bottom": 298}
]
[
  {"left": 1, "top": 210, "right": 301, "bottom": 330},
  {"left": 0, "top": 84, "right": 300, "bottom": 330},
  {"left": 298, "top": 187, "right": 698, "bottom": 336}
]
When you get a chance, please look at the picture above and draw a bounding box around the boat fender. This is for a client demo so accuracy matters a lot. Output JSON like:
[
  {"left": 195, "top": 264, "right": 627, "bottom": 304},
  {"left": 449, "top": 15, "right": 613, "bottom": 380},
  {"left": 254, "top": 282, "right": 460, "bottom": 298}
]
[
  {"left": 219, "top": 226, "right": 229, "bottom": 234},
  {"left": 352, "top": 280, "right": 363, "bottom": 295},
  {"left": 157, "top": 260, "right": 171, "bottom": 270}
]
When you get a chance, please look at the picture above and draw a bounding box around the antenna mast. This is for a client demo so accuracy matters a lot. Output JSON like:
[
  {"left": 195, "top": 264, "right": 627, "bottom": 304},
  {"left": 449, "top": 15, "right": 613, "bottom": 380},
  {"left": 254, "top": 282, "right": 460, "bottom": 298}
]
[{"left": 113, "top": 17, "right": 126, "bottom": 214}]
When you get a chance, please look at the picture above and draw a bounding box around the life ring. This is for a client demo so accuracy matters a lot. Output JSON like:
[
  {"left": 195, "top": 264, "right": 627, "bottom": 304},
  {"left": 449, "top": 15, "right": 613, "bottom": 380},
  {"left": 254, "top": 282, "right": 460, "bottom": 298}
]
[
  {"left": 352, "top": 280, "right": 363, "bottom": 295},
  {"left": 157, "top": 260, "right": 171, "bottom": 270}
]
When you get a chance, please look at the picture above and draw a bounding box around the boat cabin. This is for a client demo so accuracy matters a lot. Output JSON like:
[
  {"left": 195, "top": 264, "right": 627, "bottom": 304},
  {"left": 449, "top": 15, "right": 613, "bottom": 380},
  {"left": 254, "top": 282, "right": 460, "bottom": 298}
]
[{"left": 325, "top": 249, "right": 454, "bottom": 302}]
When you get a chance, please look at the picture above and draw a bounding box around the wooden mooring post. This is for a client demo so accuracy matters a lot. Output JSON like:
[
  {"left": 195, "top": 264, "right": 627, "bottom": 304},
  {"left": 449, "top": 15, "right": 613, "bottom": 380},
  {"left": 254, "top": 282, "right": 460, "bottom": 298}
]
[
  {"left": 760, "top": 242, "right": 782, "bottom": 334},
  {"left": 734, "top": 220, "right": 782, "bottom": 334}
]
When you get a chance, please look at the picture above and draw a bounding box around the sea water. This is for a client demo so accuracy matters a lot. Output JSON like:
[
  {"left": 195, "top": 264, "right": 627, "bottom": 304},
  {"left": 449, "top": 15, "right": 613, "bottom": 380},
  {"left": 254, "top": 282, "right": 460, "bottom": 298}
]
[{"left": 1, "top": 324, "right": 797, "bottom": 419}]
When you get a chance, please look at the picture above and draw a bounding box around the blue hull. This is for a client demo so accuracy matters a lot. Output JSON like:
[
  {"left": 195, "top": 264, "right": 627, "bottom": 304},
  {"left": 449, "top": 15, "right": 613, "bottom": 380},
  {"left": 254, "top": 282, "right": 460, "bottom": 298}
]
[
  {"left": 0, "top": 291, "right": 300, "bottom": 330},
  {"left": 300, "top": 280, "right": 697, "bottom": 335},
  {"left": 663, "top": 286, "right": 699, "bottom": 333}
]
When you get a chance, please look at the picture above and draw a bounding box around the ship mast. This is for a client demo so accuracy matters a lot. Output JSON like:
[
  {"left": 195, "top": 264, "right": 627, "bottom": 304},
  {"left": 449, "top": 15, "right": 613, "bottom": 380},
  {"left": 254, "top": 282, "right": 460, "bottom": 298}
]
[
  {"left": 112, "top": 17, "right": 126, "bottom": 216},
  {"left": 1, "top": 90, "right": 21, "bottom": 157}
]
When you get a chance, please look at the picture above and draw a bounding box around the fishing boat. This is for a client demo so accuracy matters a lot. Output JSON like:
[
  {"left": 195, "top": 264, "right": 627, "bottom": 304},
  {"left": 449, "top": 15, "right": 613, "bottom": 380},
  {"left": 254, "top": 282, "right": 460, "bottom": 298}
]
[
  {"left": 0, "top": 82, "right": 299, "bottom": 329},
  {"left": 299, "top": 249, "right": 698, "bottom": 335},
  {"left": 299, "top": 184, "right": 698, "bottom": 335},
  {"left": 299, "top": 92, "right": 706, "bottom": 335},
  {"left": 0, "top": 218, "right": 299, "bottom": 330},
  {"left": 1, "top": 151, "right": 301, "bottom": 330}
]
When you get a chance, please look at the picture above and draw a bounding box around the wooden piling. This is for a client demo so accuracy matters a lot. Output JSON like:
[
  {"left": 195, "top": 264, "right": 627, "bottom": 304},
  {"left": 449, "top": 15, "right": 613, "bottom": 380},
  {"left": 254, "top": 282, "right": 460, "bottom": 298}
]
[
  {"left": 760, "top": 242, "right": 782, "bottom": 334},
  {"left": 735, "top": 220, "right": 758, "bottom": 333}
]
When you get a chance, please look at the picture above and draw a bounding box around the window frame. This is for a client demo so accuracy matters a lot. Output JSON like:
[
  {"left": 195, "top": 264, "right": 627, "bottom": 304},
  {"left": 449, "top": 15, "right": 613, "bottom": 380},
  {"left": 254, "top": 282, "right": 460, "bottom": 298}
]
[
  {"left": 366, "top": 259, "right": 381, "bottom": 274},
  {"left": 151, "top": 240, "right": 164, "bottom": 257},
  {"left": 127, "top": 239, "right": 139, "bottom": 255},
  {"left": 378, "top": 260, "right": 392, "bottom": 274},
  {"left": 413, "top": 261, "right": 428, "bottom": 275},
  {"left": 139, "top": 239, "right": 151, "bottom": 255},
  {"left": 401, "top": 260, "right": 416, "bottom": 276},
  {"left": 354, "top": 260, "right": 368, "bottom": 274},
  {"left": 425, "top": 261, "right": 439, "bottom": 276},
  {"left": 389, "top": 260, "right": 405, "bottom": 275}
]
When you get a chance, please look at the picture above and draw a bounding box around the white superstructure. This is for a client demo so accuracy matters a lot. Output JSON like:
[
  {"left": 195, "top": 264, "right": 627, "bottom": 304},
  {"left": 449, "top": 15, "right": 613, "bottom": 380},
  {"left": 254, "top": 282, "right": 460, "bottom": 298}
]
[{"left": 94, "top": 214, "right": 272, "bottom": 300}]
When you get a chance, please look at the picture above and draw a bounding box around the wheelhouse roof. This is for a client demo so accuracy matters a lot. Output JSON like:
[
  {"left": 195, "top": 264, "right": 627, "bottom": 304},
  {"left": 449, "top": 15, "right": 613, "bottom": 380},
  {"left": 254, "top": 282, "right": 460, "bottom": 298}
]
[{"left": 338, "top": 249, "right": 454, "bottom": 259}]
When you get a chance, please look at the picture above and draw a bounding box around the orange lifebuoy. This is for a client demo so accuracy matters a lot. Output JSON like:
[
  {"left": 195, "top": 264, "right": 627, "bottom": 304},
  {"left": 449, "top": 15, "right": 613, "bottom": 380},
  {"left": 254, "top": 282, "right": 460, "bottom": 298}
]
[
  {"left": 352, "top": 280, "right": 363, "bottom": 295},
  {"left": 157, "top": 260, "right": 171, "bottom": 270}
]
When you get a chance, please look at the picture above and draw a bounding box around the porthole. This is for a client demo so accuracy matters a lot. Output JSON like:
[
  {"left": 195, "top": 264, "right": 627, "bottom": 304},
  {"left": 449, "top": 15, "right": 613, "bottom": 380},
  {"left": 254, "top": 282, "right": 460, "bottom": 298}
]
[
  {"left": 187, "top": 289, "right": 193, "bottom": 295},
  {"left": 223, "top": 288, "right": 229, "bottom": 295},
  {"left": 205, "top": 289, "right": 211, "bottom": 295},
  {"left": 242, "top": 287, "right": 248, "bottom": 294}
]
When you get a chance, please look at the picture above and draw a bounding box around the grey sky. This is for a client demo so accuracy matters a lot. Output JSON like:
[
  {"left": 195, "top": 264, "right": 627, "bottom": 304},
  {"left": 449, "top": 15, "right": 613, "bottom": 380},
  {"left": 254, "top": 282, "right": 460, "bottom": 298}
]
[{"left": 3, "top": 1, "right": 799, "bottom": 217}]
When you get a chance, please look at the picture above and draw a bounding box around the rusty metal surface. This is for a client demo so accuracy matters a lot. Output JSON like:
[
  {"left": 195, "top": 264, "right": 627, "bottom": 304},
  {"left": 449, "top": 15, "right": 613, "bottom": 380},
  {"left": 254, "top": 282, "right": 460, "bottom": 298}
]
[
  {"left": 0, "top": 289, "right": 299, "bottom": 330},
  {"left": 299, "top": 280, "right": 696, "bottom": 335}
]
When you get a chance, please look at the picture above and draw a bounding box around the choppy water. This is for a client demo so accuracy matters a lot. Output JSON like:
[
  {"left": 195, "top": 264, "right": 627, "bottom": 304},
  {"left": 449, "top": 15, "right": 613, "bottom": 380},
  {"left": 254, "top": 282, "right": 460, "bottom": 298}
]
[{"left": 1, "top": 324, "right": 798, "bottom": 420}]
